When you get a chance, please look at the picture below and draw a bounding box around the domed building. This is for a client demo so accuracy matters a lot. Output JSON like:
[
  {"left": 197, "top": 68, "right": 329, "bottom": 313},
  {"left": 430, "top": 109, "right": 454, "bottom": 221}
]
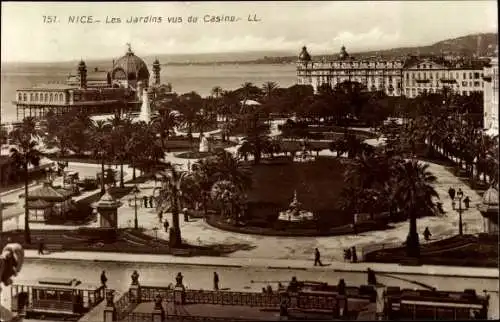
[
  {"left": 111, "top": 44, "right": 150, "bottom": 90},
  {"left": 14, "top": 43, "right": 174, "bottom": 120}
]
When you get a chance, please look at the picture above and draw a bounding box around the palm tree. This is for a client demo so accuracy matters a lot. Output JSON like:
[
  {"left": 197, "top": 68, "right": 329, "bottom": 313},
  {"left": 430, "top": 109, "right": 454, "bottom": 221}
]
[
  {"left": 151, "top": 108, "right": 182, "bottom": 151},
  {"left": 88, "top": 120, "right": 112, "bottom": 193},
  {"left": 109, "top": 114, "right": 133, "bottom": 187},
  {"left": 210, "top": 180, "right": 242, "bottom": 222},
  {"left": 156, "top": 163, "right": 188, "bottom": 247},
  {"left": 211, "top": 86, "right": 223, "bottom": 99},
  {"left": 262, "top": 81, "right": 278, "bottom": 102},
  {"left": 392, "top": 160, "right": 439, "bottom": 258},
  {"left": 8, "top": 117, "right": 43, "bottom": 244}
]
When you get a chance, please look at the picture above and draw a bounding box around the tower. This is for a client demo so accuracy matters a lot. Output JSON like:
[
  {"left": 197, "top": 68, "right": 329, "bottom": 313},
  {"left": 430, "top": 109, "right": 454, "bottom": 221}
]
[
  {"left": 78, "top": 60, "right": 87, "bottom": 89},
  {"left": 153, "top": 58, "right": 161, "bottom": 85}
]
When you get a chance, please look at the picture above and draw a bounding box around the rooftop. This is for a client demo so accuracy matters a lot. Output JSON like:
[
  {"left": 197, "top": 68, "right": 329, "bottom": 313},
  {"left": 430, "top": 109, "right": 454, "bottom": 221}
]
[{"left": 18, "top": 84, "right": 78, "bottom": 91}]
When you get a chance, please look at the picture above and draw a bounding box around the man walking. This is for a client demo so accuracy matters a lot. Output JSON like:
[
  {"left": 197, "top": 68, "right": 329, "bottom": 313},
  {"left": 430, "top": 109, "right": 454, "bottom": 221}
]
[
  {"left": 423, "top": 227, "right": 432, "bottom": 241},
  {"left": 101, "top": 270, "right": 108, "bottom": 288},
  {"left": 448, "top": 187, "right": 456, "bottom": 201},
  {"left": 314, "top": 248, "right": 323, "bottom": 266},
  {"left": 213, "top": 272, "right": 219, "bottom": 291}
]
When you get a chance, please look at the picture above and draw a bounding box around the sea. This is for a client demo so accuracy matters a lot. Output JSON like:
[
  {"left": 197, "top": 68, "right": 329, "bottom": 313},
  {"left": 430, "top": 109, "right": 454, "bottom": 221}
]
[{"left": 0, "top": 62, "right": 297, "bottom": 123}]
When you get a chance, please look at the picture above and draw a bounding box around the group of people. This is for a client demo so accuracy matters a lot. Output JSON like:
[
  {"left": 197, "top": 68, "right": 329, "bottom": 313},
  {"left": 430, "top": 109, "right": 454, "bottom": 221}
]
[
  {"left": 142, "top": 195, "right": 156, "bottom": 209},
  {"left": 342, "top": 247, "right": 358, "bottom": 263},
  {"left": 448, "top": 187, "right": 471, "bottom": 209}
]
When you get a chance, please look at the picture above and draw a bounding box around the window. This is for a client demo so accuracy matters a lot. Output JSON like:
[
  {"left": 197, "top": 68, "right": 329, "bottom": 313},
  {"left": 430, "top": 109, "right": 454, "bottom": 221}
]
[
  {"left": 18, "top": 93, "right": 22, "bottom": 101},
  {"left": 30, "top": 93, "right": 33, "bottom": 101},
  {"left": 49, "top": 93, "right": 53, "bottom": 102},
  {"left": 23, "top": 93, "right": 27, "bottom": 101},
  {"left": 469, "top": 72, "right": 472, "bottom": 79},
  {"left": 430, "top": 73, "right": 433, "bottom": 79},
  {"left": 35, "top": 93, "right": 39, "bottom": 101},
  {"left": 456, "top": 72, "right": 459, "bottom": 79},
  {"left": 462, "top": 81, "right": 467, "bottom": 86},
  {"left": 463, "top": 72, "right": 466, "bottom": 79},
  {"left": 474, "top": 81, "right": 480, "bottom": 87},
  {"left": 59, "top": 93, "right": 64, "bottom": 101}
]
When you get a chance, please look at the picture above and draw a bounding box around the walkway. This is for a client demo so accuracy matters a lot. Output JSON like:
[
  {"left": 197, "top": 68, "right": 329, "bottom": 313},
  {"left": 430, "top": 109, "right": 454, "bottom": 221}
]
[
  {"left": 22, "top": 249, "right": 498, "bottom": 279},
  {"left": 1, "top": 123, "right": 491, "bottom": 266}
]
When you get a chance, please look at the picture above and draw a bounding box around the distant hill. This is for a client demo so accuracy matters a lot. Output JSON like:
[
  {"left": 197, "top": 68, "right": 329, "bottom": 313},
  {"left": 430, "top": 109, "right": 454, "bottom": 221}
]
[
  {"left": 250, "top": 32, "right": 499, "bottom": 64},
  {"left": 355, "top": 33, "right": 498, "bottom": 59}
]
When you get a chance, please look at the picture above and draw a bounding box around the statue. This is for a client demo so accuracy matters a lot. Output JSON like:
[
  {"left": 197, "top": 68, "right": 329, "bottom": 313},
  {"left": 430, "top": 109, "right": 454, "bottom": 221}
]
[
  {"left": 175, "top": 272, "right": 184, "bottom": 288},
  {"left": 199, "top": 133, "right": 210, "bottom": 153},
  {"left": 0, "top": 243, "right": 24, "bottom": 292},
  {"left": 278, "top": 190, "right": 314, "bottom": 222},
  {"left": 131, "top": 270, "right": 139, "bottom": 285}
]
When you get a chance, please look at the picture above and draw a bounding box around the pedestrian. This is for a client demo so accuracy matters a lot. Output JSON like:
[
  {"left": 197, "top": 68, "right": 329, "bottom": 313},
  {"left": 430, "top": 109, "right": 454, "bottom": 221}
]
[
  {"left": 158, "top": 210, "right": 163, "bottom": 223},
  {"left": 448, "top": 187, "right": 456, "bottom": 200},
  {"left": 266, "top": 285, "right": 273, "bottom": 294},
  {"left": 163, "top": 220, "right": 170, "bottom": 233},
  {"left": 38, "top": 240, "right": 44, "bottom": 255},
  {"left": 464, "top": 196, "right": 470, "bottom": 209},
  {"left": 314, "top": 248, "right": 323, "bottom": 266},
  {"left": 101, "top": 270, "right": 108, "bottom": 288},
  {"left": 367, "top": 268, "right": 377, "bottom": 286},
  {"left": 213, "top": 272, "right": 219, "bottom": 291},
  {"left": 149, "top": 196, "right": 154, "bottom": 208},
  {"left": 351, "top": 246, "right": 357, "bottom": 263},
  {"left": 143, "top": 196, "right": 148, "bottom": 208},
  {"left": 424, "top": 227, "right": 432, "bottom": 241},
  {"left": 343, "top": 248, "right": 351, "bottom": 262}
]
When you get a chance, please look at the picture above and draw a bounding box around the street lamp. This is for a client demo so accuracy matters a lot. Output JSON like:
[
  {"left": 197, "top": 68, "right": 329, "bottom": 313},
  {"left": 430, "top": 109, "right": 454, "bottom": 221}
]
[
  {"left": 456, "top": 189, "right": 464, "bottom": 235},
  {"left": 131, "top": 185, "right": 141, "bottom": 230}
]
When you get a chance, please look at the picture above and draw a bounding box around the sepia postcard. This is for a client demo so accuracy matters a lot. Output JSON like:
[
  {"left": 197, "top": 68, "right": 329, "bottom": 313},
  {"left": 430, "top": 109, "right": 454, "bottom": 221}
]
[{"left": 0, "top": 1, "right": 499, "bottom": 321}]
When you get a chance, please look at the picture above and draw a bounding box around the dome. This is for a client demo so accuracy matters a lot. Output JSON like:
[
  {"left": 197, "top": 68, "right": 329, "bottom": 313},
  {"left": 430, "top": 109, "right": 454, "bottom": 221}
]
[
  {"left": 299, "top": 46, "right": 311, "bottom": 61},
  {"left": 339, "top": 45, "right": 349, "bottom": 60},
  {"left": 112, "top": 44, "right": 150, "bottom": 82}
]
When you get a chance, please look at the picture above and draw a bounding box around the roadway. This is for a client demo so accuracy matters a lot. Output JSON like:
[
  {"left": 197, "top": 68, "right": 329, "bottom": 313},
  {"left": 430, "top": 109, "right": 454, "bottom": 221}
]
[{"left": 2, "top": 258, "right": 498, "bottom": 316}]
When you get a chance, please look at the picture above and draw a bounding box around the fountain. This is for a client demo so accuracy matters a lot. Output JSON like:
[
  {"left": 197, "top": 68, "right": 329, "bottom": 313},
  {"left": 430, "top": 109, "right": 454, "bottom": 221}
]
[
  {"left": 199, "top": 133, "right": 210, "bottom": 153},
  {"left": 278, "top": 190, "right": 314, "bottom": 222},
  {"left": 293, "top": 142, "right": 315, "bottom": 163}
]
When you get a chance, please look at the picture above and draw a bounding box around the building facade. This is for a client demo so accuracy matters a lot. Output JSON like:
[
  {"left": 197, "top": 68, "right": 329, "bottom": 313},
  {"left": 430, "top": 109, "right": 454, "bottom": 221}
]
[
  {"left": 14, "top": 44, "right": 169, "bottom": 121},
  {"left": 483, "top": 48, "right": 498, "bottom": 136},
  {"left": 297, "top": 46, "right": 487, "bottom": 98}
]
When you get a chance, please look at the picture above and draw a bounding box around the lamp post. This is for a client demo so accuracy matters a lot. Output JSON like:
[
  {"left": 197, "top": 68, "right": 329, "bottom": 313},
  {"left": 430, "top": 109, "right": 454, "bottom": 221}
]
[
  {"left": 457, "top": 189, "right": 464, "bottom": 235},
  {"left": 131, "top": 185, "right": 140, "bottom": 230}
]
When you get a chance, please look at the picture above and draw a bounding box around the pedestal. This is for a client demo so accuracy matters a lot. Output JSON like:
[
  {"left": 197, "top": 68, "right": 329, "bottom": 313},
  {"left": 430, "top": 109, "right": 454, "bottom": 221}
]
[
  {"left": 289, "top": 292, "right": 298, "bottom": 308},
  {"left": 129, "top": 284, "right": 141, "bottom": 303},
  {"left": 337, "top": 295, "right": 347, "bottom": 318},
  {"left": 152, "top": 309, "right": 165, "bottom": 322},
  {"left": 174, "top": 286, "right": 185, "bottom": 305},
  {"left": 103, "top": 306, "right": 116, "bottom": 322}
]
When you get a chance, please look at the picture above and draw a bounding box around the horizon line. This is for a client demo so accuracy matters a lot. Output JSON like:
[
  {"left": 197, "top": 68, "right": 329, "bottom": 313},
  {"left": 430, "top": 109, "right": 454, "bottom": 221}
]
[{"left": 2, "top": 31, "right": 497, "bottom": 65}]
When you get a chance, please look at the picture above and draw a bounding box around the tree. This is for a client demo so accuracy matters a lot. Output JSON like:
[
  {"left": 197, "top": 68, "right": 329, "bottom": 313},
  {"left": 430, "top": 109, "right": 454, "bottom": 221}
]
[
  {"left": 392, "top": 160, "right": 439, "bottom": 258},
  {"left": 210, "top": 180, "right": 243, "bottom": 222},
  {"left": 88, "top": 120, "right": 112, "bottom": 193},
  {"left": 211, "top": 86, "right": 223, "bottom": 99},
  {"left": 151, "top": 108, "right": 182, "bottom": 151},
  {"left": 8, "top": 117, "right": 42, "bottom": 244},
  {"left": 156, "top": 163, "right": 188, "bottom": 247},
  {"left": 262, "top": 81, "right": 278, "bottom": 102}
]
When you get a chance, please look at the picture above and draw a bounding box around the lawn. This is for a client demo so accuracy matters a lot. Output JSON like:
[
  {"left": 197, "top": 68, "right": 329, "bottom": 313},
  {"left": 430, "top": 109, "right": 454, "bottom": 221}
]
[{"left": 244, "top": 157, "right": 351, "bottom": 228}]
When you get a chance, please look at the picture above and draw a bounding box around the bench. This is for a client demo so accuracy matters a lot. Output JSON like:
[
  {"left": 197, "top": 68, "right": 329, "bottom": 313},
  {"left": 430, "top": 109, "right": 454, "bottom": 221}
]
[{"left": 45, "top": 244, "right": 64, "bottom": 252}]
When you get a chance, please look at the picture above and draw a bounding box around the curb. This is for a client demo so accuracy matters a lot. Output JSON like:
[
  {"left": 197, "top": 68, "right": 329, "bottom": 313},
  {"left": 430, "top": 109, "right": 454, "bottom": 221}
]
[{"left": 23, "top": 256, "right": 499, "bottom": 279}]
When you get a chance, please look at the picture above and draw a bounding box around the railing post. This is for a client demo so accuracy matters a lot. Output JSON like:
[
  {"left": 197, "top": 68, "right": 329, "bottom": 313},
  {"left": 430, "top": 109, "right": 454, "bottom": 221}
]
[
  {"left": 152, "top": 294, "right": 165, "bottom": 322},
  {"left": 337, "top": 295, "right": 348, "bottom": 319},
  {"left": 103, "top": 289, "right": 117, "bottom": 322}
]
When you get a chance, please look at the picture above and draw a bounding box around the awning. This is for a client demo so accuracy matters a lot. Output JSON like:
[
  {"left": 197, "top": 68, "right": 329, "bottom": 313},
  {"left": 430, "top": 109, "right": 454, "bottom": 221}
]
[{"left": 25, "top": 199, "right": 53, "bottom": 209}]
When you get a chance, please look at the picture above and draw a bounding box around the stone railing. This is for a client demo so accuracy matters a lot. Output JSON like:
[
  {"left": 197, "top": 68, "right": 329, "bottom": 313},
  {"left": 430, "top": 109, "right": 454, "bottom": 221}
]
[{"left": 114, "top": 291, "right": 138, "bottom": 321}]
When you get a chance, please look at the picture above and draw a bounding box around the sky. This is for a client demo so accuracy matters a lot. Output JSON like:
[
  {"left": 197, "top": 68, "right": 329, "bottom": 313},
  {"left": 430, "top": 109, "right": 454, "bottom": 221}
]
[{"left": 1, "top": 1, "right": 498, "bottom": 63}]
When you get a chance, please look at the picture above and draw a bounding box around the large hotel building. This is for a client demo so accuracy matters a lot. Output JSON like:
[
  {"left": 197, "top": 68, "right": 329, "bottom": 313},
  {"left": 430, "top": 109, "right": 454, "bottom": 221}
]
[{"left": 296, "top": 45, "right": 487, "bottom": 98}]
